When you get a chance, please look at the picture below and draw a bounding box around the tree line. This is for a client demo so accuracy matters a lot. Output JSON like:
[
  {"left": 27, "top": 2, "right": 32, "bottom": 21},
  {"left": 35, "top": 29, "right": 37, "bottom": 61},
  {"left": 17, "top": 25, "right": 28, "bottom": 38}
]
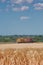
[{"left": 0, "top": 35, "right": 43, "bottom": 42}]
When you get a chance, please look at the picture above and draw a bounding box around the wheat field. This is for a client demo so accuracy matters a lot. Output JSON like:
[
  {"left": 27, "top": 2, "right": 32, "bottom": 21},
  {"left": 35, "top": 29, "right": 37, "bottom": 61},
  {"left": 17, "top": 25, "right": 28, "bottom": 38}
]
[{"left": 0, "top": 43, "right": 43, "bottom": 65}]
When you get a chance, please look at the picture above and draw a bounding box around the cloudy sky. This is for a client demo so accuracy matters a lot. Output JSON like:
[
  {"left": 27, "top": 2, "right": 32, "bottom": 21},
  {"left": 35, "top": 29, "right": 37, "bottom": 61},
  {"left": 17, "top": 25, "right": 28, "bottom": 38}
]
[{"left": 0, "top": 0, "right": 43, "bottom": 35}]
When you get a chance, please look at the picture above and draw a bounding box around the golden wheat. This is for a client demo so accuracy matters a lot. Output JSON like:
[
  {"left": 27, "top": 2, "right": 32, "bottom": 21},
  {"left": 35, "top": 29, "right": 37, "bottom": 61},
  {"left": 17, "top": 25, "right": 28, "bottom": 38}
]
[{"left": 0, "top": 48, "right": 43, "bottom": 65}]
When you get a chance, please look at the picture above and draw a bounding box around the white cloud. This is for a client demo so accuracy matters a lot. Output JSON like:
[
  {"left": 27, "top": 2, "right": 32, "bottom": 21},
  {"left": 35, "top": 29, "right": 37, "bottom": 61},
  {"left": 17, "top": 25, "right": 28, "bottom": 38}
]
[
  {"left": 20, "top": 16, "right": 30, "bottom": 20},
  {"left": 26, "top": 0, "right": 33, "bottom": 3},
  {"left": 0, "top": 0, "right": 33, "bottom": 12},
  {"left": 14, "top": 0, "right": 23, "bottom": 4},
  {"left": 12, "top": 6, "right": 29, "bottom": 11},
  {"left": 34, "top": 3, "right": 43, "bottom": 10},
  {"left": 11, "top": 0, "right": 33, "bottom": 4},
  {"left": 1, "top": 0, "right": 6, "bottom": 3},
  {"left": 21, "top": 6, "right": 29, "bottom": 11}
]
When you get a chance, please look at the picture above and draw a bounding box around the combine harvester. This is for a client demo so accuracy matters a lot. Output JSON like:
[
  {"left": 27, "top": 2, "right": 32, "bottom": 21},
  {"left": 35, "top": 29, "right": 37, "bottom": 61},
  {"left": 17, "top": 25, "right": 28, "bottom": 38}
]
[{"left": 16, "top": 38, "right": 33, "bottom": 43}]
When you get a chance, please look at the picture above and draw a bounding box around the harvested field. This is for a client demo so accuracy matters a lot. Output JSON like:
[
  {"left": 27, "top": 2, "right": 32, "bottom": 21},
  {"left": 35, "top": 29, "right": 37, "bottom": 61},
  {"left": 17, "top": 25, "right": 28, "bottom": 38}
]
[{"left": 0, "top": 43, "right": 43, "bottom": 65}]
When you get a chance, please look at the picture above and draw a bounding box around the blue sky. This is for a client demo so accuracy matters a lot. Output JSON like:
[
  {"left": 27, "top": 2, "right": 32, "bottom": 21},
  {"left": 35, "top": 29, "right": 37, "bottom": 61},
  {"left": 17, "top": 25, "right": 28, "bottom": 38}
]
[{"left": 0, "top": 0, "right": 43, "bottom": 35}]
